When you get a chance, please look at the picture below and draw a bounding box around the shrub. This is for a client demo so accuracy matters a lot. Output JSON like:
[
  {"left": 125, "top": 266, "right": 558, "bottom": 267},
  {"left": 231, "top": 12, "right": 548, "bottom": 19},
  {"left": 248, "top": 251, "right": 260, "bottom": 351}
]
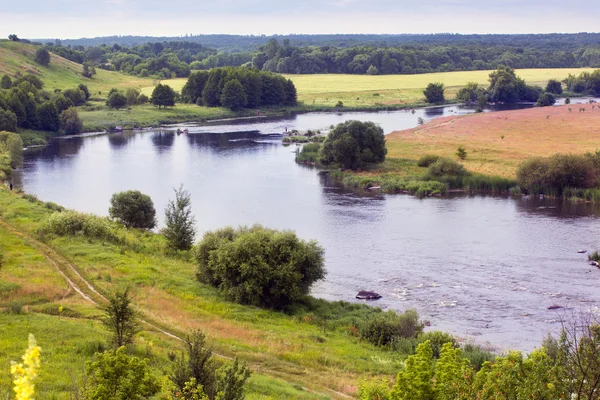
[
  {"left": 417, "top": 154, "right": 442, "bottom": 167},
  {"left": 456, "top": 146, "right": 467, "bottom": 160},
  {"left": 60, "top": 107, "right": 83, "bottom": 134},
  {"left": 38, "top": 211, "right": 120, "bottom": 243},
  {"left": 35, "top": 47, "right": 50, "bottom": 66},
  {"left": 296, "top": 143, "right": 321, "bottom": 163},
  {"left": 106, "top": 91, "right": 128, "bottom": 109},
  {"left": 427, "top": 158, "right": 468, "bottom": 177},
  {"left": 462, "top": 343, "right": 495, "bottom": 370},
  {"left": 109, "top": 190, "right": 156, "bottom": 229},
  {"left": 319, "top": 120, "right": 386, "bottom": 170},
  {"left": 103, "top": 288, "right": 138, "bottom": 348},
  {"left": 417, "top": 331, "right": 457, "bottom": 358},
  {"left": 537, "top": 92, "right": 556, "bottom": 107},
  {"left": 358, "top": 379, "right": 391, "bottom": 400},
  {"left": 0, "top": 109, "right": 18, "bottom": 132},
  {"left": 546, "top": 79, "right": 563, "bottom": 95},
  {"left": 423, "top": 82, "right": 445, "bottom": 104},
  {"left": 360, "top": 309, "right": 423, "bottom": 347},
  {"left": 195, "top": 225, "right": 325, "bottom": 309},
  {"left": 137, "top": 94, "right": 149, "bottom": 104}
]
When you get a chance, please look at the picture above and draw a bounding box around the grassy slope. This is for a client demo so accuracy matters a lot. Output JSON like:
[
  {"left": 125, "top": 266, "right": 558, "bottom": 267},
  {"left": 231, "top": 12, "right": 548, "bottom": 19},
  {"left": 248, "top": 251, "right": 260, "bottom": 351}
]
[
  {"left": 384, "top": 104, "right": 600, "bottom": 178},
  {"left": 0, "top": 187, "right": 406, "bottom": 399}
]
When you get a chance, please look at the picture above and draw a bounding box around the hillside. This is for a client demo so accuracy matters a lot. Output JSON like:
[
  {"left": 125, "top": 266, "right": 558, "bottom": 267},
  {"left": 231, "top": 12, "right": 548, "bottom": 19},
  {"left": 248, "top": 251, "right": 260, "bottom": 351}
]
[
  {"left": 0, "top": 40, "right": 152, "bottom": 95},
  {"left": 385, "top": 104, "right": 600, "bottom": 178}
]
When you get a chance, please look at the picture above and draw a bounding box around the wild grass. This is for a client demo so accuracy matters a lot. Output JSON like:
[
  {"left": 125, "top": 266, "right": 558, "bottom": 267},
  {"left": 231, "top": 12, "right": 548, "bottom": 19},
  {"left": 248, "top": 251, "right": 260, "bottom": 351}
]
[{"left": 296, "top": 143, "right": 321, "bottom": 163}]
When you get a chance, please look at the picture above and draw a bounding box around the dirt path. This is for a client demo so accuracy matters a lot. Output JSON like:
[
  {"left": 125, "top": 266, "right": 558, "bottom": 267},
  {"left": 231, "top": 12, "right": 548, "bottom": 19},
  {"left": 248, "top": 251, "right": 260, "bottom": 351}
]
[{"left": 0, "top": 217, "right": 352, "bottom": 399}]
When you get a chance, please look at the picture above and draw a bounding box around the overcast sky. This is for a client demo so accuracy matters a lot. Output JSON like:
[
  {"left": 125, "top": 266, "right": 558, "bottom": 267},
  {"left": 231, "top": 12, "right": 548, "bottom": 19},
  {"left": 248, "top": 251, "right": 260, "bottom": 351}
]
[{"left": 2, "top": 0, "right": 599, "bottom": 39}]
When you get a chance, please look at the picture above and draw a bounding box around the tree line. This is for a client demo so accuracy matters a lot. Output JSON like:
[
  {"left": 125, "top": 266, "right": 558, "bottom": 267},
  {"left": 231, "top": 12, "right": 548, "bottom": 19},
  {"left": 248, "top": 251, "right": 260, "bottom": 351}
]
[
  {"left": 181, "top": 67, "right": 297, "bottom": 110},
  {"left": 24, "top": 33, "right": 600, "bottom": 79},
  {"left": 0, "top": 73, "right": 84, "bottom": 134}
]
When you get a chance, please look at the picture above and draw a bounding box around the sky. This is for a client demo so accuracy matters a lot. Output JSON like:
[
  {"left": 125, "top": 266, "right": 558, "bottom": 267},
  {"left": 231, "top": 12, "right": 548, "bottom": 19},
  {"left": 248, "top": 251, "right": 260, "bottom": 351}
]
[{"left": 1, "top": 0, "right": 599, "bottom": 39}]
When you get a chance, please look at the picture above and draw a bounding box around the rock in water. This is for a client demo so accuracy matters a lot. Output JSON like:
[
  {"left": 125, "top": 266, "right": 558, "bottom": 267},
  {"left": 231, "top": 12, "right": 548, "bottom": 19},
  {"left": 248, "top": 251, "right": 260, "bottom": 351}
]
[
  {"left": 356, "top": 290, "right": 382, "bottom": 300},
  {"left": 547, "top": 305, "right": 562, "bottom": 310}
]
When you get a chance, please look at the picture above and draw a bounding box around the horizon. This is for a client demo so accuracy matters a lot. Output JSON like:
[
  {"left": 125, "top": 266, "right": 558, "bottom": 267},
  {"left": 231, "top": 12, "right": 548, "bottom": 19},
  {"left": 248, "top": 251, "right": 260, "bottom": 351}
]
[{"left": 4, "top": 0, "right": 600, "bottom": 39}]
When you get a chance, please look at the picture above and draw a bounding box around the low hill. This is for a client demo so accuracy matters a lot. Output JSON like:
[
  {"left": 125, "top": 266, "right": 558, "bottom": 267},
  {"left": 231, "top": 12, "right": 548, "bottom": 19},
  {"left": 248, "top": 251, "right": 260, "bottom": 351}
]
[
  {"left": 0, "top": 40, "right": 152, "bottom": 96},
  {"left": 386, "top": 104, "right": 600, "bottom": 178}
]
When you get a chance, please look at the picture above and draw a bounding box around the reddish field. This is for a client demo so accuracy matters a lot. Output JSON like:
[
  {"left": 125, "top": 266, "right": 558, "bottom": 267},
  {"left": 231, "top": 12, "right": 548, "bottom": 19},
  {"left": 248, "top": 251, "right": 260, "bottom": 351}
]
[{"left": 386, "top": 104, "right": 600, "bottom": 178}]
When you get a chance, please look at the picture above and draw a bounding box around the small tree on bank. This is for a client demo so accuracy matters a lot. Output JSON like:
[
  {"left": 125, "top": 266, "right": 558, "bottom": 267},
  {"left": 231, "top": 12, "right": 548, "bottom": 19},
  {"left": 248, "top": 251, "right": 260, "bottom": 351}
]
[
  {"left": 424, "top": 82, "right": 445, "bottom": 104},
  {"left": 151, "top": 83, "right": 176, "bottom": 109},
  {"left": 103, "top": 288, "right": 139, "bottom": 348},
  {"left": 318, "top": 120, "right": 387, "bottom": 170},
  {"left": 164, "top": 185, "right": 196, "bottom": 251},
  {"left": 59, "top": 107, "right": 83, "bottom": 134},
  {"left": 109, "top": 190, "right": 156, "bottom": 229},
  {"left": 106, "top": 91, "right": 128, "bottom": 109},
  {"left": 546, "top": 79, "right": 563, "bottom": 95}
]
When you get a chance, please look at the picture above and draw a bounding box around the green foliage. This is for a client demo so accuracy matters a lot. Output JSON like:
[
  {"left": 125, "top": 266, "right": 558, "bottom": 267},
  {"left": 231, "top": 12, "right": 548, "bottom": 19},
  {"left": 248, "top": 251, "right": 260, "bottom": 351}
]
[
  {"left": 546, "top": 79, "right": 563, "bottom": 94},
  {"left": 163, "top": 185, "right": 196, "bottom": 251},
  {"left": 37, "top": 102, "right": 60, "bottom": 131},
  {"left": 417, "top": 154, "right": 441, "bottom": 167},
  {"left": 456, "top": 146, "right": 467, "bottom": 160},
  {"left": 427, "top": 158, "right": 467, "bottom": 177},
  {"left": 319, "top": 120, "right": 387, "bottom": 170},
  {"left": 38, "top": 210, "right": 121, "bottom": 243},
  {"left": 295, "top": 143, "right": 321, "bottom": 163},
  {"left": 0, "top": 75, "right": 12, "bottom": 89},
  {"left": 102, "top": 288, "right": 139, "bottom": 348},
  {"left": 35, "top": 47, "right": 50, "bottom": 66},
  {"left": 417, "top": 331, "right": 457, "bottom": 359},
  {"left": 215, "top": 358, "right": 251, "bottom": 400},
  {"left": 82, "top": 62, "right": 96, "bottom": 78},
  {"left": 109, "top": 190, "right": 157, "bottom": 229},
  {"left": 487, "top": 65, "right": 543, "bottom": 103},
  {"left": 151, "top": 84, "right": 176, "bottom": 108},
  {"left": 461, "top": 343, "right": 495, "bottom": 371},
  {"left": 456, "top": 82, "right": 483, "bottom": 103},
  {"left": 588, "top": 251, "right": 600, "bottom": 262},
  {"left": 60, "top": 106, "right": 83, "bottom": 134},
  {"left": 220, "top": 79, "right": 248, "bottom": 111},
  {"left": 0, "top": 131, "right": 23, "bottom": 169},
  {"left": 125, "top": 88, "right": 141, "bottom": 106},
  {"left": 423, "top": 82, "right": 445, "bottom": 104},
  {"left": 170, "top": 330, "right": 216, "bottom": 399},
  {"left": 391, "top": 341, "right": 434, "bottom": 400},
  {"left": 106, "top": 91, "right": 128, "bottom": 109},
  {"left": 195, "top": 225, "right": 325, "bottom": 309},
  {"left": 63, "top": 87, "right": 87, "bottom": 106},
  {"left": 434, "top": 343, "right": 473, "bottom": 400},
  {"left": 536, "top": 92, "right": 556, "bottom": 107},
  {"left": 83, "top": 347, "right": 160, "bottom": 400},
  {"left": 359, "top": 309, "right": 423, "bottom": 347},
  {"left": 78, "top": 83, "right": 91, "bottom": 100},
  {"left": 366, "top": 65, "right": 379, "bottom": 75},
  {"left": 516, "top": 153, "right": 598, "bottom": 194},
  {"left": 357, "top": 379, "right": 391, "bottom": 400}
]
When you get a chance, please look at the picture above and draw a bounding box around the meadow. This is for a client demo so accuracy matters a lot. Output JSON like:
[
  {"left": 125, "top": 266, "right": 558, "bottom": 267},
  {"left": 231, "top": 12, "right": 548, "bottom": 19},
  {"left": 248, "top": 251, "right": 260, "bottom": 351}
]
[{"left": 0, "top": 186, "right": 413, "bottom": 399}]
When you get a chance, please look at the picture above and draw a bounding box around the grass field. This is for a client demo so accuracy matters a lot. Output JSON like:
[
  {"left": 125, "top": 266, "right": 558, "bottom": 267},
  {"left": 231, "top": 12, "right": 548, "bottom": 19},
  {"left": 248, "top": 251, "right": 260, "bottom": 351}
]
[
  {"left": 384, "top": 104, "right": 600, "bottom": 178},
  {"left": 0, "top": 187, "right": 410, "bottom": 398},
  {"left": 284, "top": 69, "right": 595, "bottom": 107}
]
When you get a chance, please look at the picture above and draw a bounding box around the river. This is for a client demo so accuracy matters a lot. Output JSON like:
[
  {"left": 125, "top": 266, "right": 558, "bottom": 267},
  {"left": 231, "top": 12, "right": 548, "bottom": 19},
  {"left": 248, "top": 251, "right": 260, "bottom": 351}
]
[{"left": 16, "top": 103, "right": 600, "bottom": 351}]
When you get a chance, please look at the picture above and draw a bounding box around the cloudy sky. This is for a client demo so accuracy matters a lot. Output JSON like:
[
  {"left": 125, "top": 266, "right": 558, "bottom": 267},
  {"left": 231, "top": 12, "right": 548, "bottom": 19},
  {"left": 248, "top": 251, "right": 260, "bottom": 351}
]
[{"left": 2, "top": 0, "right": 598, "bottom": 39}]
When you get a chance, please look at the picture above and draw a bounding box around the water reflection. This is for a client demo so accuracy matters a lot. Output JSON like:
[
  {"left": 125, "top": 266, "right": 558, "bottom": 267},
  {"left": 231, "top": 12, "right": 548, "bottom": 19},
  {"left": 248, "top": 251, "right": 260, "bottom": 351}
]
[
  {"left": 108, "top": 132, "right": 136, "bottom": 149},
  {"left": 150, "top": 131, "right": 175, "bottom": 153}
]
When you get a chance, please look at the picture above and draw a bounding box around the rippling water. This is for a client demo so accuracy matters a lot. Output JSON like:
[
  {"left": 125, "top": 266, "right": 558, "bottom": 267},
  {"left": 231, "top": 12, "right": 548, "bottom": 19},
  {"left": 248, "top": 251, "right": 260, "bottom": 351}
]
[{"left": 16, "top": 107, "right": 600, "bottom": 351}]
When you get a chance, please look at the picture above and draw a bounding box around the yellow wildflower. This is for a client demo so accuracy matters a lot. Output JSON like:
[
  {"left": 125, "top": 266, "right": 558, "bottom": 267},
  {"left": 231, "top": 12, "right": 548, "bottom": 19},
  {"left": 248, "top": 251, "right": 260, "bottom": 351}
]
[{"left": 10, "top": 334, "right": 41, "bottom": 400}]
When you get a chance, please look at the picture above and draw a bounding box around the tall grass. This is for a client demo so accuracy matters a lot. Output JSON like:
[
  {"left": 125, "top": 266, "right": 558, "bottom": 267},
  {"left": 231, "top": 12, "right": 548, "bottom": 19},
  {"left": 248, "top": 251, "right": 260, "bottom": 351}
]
[{"left": 295, "top": 143, "right": 321, "bottom": 164}]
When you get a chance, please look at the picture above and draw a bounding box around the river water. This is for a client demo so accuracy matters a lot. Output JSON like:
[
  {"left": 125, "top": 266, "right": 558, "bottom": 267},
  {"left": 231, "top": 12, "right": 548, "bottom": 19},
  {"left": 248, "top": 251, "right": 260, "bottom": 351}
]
[{"left": 17, "top": 103, "right": 600, "bottom": 351}]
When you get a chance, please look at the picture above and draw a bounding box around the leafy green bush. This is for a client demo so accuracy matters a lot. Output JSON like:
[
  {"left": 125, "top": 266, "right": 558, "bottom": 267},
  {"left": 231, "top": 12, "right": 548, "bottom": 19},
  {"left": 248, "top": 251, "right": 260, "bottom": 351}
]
[
  {"left": 427, "top": 158, "right": 468, "bottom": 177},
  {"left": 360, "top": 309, "right": 423, "bottom": 347},
  {"left": 417, "top": 331, "right": 457, "bottom": 358},
  {"left": 417, "top": 154, "right": 441, "bottom": 167},
  {"left": 462, "top": 343, "right": 495, "bottom": 370},
  {"left": 296, "top": 143, "right": 321, "bottom": 163},
  {"left": 109, "top": 190, "right": 156, "bottom": 229},
  {"left": 195, "top": 225, "right": 325, "bottom": 309},
  {"left": 38, "top": 211, "right": 121, "bottom": 243},
  {"left": 357, "top": 379, "right": 391, "bottom": 400}
]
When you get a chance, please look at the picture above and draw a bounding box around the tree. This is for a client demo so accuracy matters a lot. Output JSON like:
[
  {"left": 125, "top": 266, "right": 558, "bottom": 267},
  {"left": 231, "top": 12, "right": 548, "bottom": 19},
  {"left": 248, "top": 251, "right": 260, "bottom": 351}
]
[
  {"left": 195, "top": 225, "right": 325, "bottom": 309},
  {"left": 125, "top": 88, "right": 140, "bottom": 106},
  {"left": 215, "top": 358, "right": 251, "bottom": 400},
  {"left": 38, "top": 102, "right": 60, "bottom": 131},
  {"left": 8, "top": 34, "right": 19, "bottom": 41},
  {"left": 488, "top": 66, "right": 523, "bottom": 103},
  {"left": 456, "top": 82, "right": 482, "bottom": 103},
  {"left": 170, "top": 330, "right": 216, "bottom": 398},
  {"left": 318, "top": 120, "right": 387, "bottom": 170},
  {"left": 35, "top": 48, "right": 50, "bottom": 66},
  {"left": 0, "top": 109, "right": 18, "bottom": 132},
  {"left": 109, "top": 190, "right": 156, "bottom": 229},
  {"left": 150, "top": 83, "right": 176, "bottom": 109},
  {"left": 423, "top": 82, "right": 445, "bottom": 104},
  {"left": 1, "top": 131, "right": 24, "bottom": 169},
  {"left": 391, "top": 341, "right": 434, "bottom": 400},
  {"left": 164, "top": 185, "right": 196, "bottom": 251},
  {"left": 537, "top": 92, "right": 556, "bottom": 107},
  {"left": 83, "top": 348, "right": 159, "bottom": 400},
  {"left": 0, "top": 75, "right": 12, "bottom": 89},
  {"left": 434, "top": 343, "right": 474, "bottom": 400},
  {"left": 106, "top": 91, "right": 128, "bottom": 109},
  {"left": 78, "top": 84, "right": 91, "bottom": 100},
  {"left": 220, "top": 79, "right": 247, "bottom": 111},
  {"left": 366, "top": 65, "right": 379, "bottom": 75},
  {"left": 456, "top": 146, "right": 467, "bottom": 160},
  {"left": 546, "top": 79, "right": 563, "bottom": 95},
  {"left": 102, "top": 288, "right": 139, "bottom": 348},
  {"left": 63, "top": 88, "right": 87, "bottom": 106},
  {"left": 82, "top": 62, "right": 96, "bottom": 78},
  {"left": 60, "top": 107, "right": 83, "bottom": 134}
]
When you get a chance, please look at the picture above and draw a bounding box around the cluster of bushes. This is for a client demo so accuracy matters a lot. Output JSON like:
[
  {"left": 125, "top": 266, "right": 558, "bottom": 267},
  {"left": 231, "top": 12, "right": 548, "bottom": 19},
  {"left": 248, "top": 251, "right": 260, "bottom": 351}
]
[
  {"left": 194, "top": 225, "right": 325, "bottom": 309},
  {"left": 0, "top": 131, "right": 23, "bottom": 178},
  {"left": 563, "top": 69, "right": 600, "bottom": 95},
  {"left": 37, "top": 210, "right": 124, "bottom": 244},
  {"left": 181, "top": 67, "right": 297, "bottom": 110},
  {"left": 318, "top": 120, "right": 387, "bottom": 170},
  {"left": 0, "top": 73, "right": 84, "bottom": 133},
  {"left": 105, "top": 88, "right": 149, "bottom": 109},
  {"left": 358, "top": 320, "right": 600, "bottom": 400},
  {"left": 516, "top": 152, "right": 600, "bottom": 195}
]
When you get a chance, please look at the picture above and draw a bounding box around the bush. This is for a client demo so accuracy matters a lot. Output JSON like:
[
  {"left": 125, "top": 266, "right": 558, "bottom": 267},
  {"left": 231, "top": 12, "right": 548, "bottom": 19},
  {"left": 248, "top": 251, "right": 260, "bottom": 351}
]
[
  {"left": 109, "top": 190, "right": 156, "bottom": 229},
  {"left": 537, "top": 92, "right": 556, "bottom": 107},
  {"left": 137, "top": 94, "right": 149, "bottom": 104},
  {"left": 319, "top": 120, "right": 387, "bottom": 170},
  {"left": 546, "top": 79, "right": 563, "bottom": 95},
  {"left": 358, "top": 379, "right": 391, "bottom": 400},
  {"left": 427, "top": 158, "right": 468, "bottom": 177},
  {"left": 417, "top": 331, "right": 457, "bottom": 358},
  {"left": 0, "top": 109, "right": 18, "bottom": 132},
  {"left": 456, "top": 146, "right": 467, "bottom": 160},
  {"left": 60, "top": 107, "right": 83, "bottom": 134},
  {"left": 359, "top": 309, "right": 423, "bottom": 347},
  {"left": 35, "top": 47, "right": 50, "bottom": 66},
  {"left": 195, "top": 225, "right": 325, "bottom": 309},
  {"left": 296, "top": 143, "right": 321, "bottom": 163},
  {"left": 106, "top": 91, "right": 128, "bottom": 109},
  {"left": 423, "top": 82, "right": 445, "bottom": 104},
  {"left": 163, "top": 185, "right": 196, "bottom": 251},
  {"left": 417, "top": 154, "right": 441, "bottom": 167},
  {"left": 38, "top": 211, "right": 120, "bottom": 243}
]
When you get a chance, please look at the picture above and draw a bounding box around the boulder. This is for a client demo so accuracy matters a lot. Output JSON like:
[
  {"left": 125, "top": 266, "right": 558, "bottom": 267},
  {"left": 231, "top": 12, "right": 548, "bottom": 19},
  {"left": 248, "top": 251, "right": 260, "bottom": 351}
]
[{"left": 356, "top": 290, "right": 382, "bottom": 300}]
